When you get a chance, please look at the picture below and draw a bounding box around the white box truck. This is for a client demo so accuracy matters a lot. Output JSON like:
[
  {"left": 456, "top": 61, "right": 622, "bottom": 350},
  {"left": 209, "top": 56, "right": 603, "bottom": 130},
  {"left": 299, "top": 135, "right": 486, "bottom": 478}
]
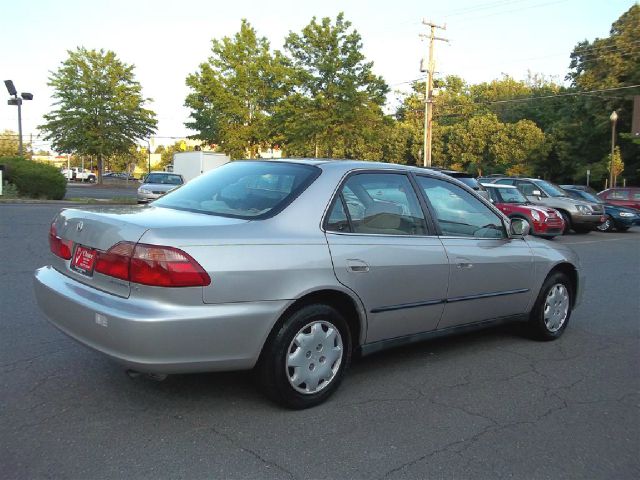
[{"left": 172, "top": 152, "right": 230, "bottom": 182}]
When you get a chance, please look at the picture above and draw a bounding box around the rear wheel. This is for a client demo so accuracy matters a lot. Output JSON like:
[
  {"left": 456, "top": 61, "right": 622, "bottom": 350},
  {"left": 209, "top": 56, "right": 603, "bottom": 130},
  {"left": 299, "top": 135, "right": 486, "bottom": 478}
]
[
  {"left": 596, "top": 215, "right": 614, "bottom": 232},
  {"left": 257, "top": 304, "right": 352, "bottom": 409},
  {"left": 528, "top": 272, "right": 572, "bottom": 340}
]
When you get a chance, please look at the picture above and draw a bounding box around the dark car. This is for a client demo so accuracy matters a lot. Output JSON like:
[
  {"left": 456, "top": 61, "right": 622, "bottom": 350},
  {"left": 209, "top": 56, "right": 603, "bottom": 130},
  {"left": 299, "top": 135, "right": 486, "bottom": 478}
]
[
  {"left": 598, "top": 188, "right": 640, "bottom": 211},
  {"left": 562, "top": 187, "right": 640, "bottom": 232}
]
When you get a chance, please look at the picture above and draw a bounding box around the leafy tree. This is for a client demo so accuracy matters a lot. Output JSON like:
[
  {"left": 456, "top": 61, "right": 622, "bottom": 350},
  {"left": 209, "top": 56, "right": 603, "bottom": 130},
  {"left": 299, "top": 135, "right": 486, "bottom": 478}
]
[
  {"left": 279, "top": 13, "right": 389, "bottom": 159},
  {"left": 0, "top": 130, "right": 31, "bottom": 158},
  {"left": 608, "top": 146, "right": 624, "bottom": 186},
  {"left": 185, "top": 20, "right": 287, "bottom": 159},
  {"left": 40, "top": 47, "right": 157, "bottom": 182}
]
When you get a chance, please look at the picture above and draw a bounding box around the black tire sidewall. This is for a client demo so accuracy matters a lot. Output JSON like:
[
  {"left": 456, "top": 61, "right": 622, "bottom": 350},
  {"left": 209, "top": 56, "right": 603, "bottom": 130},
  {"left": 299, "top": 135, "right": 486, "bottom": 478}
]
[
  {"left": 259, "top": 304, "right": 352, "bottom": 409},
  {"left": 560, "top": 212, "right": 571, "bottom": 235},
  {"left": 530, "top": 272, "right": 573, "bottom": 340}
]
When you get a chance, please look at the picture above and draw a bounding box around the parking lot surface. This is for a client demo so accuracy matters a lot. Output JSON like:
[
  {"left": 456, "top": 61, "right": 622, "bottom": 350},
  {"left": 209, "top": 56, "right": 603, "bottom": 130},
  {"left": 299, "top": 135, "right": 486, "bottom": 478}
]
[{"left": 1, "top": 204, "right": 638, "bottom": 479}]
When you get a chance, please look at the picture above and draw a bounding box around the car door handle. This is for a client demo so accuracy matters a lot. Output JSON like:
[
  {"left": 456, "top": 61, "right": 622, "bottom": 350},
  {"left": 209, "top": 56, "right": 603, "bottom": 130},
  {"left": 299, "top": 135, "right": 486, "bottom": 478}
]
[
  {"left": 347, "top": 259, "right": 370, "bottom": 273},
  {"left": 456, "top": 257, "right": 473, "bottom": 269}
]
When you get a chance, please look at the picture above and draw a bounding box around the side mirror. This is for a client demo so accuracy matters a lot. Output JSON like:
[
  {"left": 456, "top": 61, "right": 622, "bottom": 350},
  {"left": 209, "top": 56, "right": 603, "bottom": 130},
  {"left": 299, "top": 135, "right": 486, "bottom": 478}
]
[{"left": 510, "top": 218, "right": 530, "bottom": 237}]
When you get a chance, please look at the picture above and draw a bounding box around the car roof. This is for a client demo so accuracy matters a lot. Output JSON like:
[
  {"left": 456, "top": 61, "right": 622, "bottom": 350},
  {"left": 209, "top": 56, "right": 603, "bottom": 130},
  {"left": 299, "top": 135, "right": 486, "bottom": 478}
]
[
  {"left": 480, "top": 183, "right": 517, "bottom": 189},
  {"left": 254, "top": 158, "right": 453, "bottom": 179}
]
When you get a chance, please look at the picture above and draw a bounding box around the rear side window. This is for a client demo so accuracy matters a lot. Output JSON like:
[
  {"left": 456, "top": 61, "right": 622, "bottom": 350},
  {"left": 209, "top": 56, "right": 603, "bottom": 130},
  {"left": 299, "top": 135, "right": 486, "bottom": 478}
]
[
  {"left": 325, "top": 173, "right": 427, "bottom": 236},
  {"left": 154, "top": 161, "right": 319, "bottom": 219},
  {"left": 495, "top": 179, "right": 515, "bottom": 186}
]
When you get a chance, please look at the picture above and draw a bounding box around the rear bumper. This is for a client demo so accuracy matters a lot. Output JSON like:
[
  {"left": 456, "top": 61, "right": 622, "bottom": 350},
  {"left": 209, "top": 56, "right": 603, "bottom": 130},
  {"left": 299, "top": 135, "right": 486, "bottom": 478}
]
[{"left": 34, "top": 266, "right": 287, "bottom": 374}]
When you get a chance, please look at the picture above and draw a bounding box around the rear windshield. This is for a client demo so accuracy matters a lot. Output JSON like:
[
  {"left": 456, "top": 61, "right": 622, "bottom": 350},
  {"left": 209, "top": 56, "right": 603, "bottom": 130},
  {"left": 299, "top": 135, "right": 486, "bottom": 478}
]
[
  {"left": 153, "top": 161, "right": 320, "bottom": 219},
  {"left": 145, "top": 173, "right": 183, "bottom": 185}
]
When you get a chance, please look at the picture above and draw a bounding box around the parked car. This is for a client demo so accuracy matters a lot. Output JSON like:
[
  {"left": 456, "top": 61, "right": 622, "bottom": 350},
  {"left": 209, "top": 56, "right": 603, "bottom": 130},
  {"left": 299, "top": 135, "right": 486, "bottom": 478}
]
[
  {"left": 561, "top": 186, "right": 640, "bottom": 232},
  {"left": 482, "top": 183, "right": 564, "bottom": 238},
  {"left": 597, "top": 187, "right": 640, "bottom": 211},
  {"left": 61, "top": 167, "right": 96, "bottom": 183},
  {"left": 137, "top": 172, "right": 184, "bottom": 203},
  {"left": 35, "top": 160, "right": 582, "bottom": 409},
  {"left": 481, "top": 176, "right": 604, "bottom": 234}
]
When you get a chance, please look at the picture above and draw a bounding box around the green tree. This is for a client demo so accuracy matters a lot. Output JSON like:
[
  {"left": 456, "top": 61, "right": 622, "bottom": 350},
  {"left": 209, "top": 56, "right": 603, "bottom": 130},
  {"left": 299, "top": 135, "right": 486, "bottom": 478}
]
[
  {"left": 278, "top": 13, "right": 389, "bottom": 159},
  {"left": 0, "top": 130, "right": 32, "bottom": 158},
  {"left": 185, "top": 20, "right": 287, "bottom": 159},
  {"left": 40, "top": 47, "right": 157, "bottom": 183}
]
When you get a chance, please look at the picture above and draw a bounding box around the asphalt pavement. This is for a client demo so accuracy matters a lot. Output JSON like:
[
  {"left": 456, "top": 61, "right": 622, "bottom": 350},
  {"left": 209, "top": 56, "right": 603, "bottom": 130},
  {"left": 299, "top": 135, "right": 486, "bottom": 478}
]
[
  {"left": 64, "top": 181, "right": 138, "bottom": 200},
  {"left": 1, "top": 204, "right": 638, "bottom": 479}
]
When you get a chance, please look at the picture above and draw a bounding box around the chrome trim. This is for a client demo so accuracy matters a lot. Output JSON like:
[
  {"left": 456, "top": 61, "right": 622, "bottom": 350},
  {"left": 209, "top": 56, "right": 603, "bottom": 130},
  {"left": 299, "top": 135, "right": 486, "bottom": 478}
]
[{"left": 370, "top": 288, "right": 530, "bottom": 313}]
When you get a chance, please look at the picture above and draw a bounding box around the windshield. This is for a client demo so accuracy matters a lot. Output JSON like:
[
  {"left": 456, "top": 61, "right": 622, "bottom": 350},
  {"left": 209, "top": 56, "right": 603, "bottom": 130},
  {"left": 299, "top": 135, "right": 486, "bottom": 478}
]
[
  {"left": 491, "top": 187, "right": 527, "bottom": 204},
  {"left": 570, "top": 189, "right": 602, "bottom": 204},
  {"left": 534, "top": 180, "right": 567, "bottom": 197},
  {"left": 153, "top": 161, "right": 320, "bottom": 219},
  {"left": 145, "top": 173, "right": 183, "bottom": 185}
]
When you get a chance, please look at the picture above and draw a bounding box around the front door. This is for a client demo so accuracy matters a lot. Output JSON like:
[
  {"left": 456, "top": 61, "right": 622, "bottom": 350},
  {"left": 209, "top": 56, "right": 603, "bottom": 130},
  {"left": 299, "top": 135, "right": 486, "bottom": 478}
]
[{"left": 415, "top": 175, "right": 534, "bottom": 329}]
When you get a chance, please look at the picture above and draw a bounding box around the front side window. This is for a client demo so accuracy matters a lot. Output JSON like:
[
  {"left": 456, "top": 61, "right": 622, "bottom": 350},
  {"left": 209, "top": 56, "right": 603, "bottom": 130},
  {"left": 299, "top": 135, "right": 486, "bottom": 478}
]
[
  {"left": 154, "top": 161, "right": 319, "bottom": 218},
  {"left": 417, "top": 176, "right": 506, "bottom": 239},
  {"left": 325, "top": 173, "right": 427, "bottom": 236}
]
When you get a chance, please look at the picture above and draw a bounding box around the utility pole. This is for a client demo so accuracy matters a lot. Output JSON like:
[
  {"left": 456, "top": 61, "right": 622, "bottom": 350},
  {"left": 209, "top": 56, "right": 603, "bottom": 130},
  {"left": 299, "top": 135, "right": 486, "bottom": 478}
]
[{"left": 419, "top": 21, "right": 448, "bottom": 167}]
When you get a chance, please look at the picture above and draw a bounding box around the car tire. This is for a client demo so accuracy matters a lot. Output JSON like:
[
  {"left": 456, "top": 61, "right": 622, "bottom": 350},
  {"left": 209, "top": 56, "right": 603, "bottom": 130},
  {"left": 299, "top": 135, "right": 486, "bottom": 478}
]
[
  {"left": 596, "top": 215, "right": 614, "bottom": 232},
  {"left": 88, "top": 176, "right": 96, "bottom": 184},
  {"left": 257, "top": 304, "right": 352, "bottom": 409},
  {"left": 528, "top": 272, "right": 572, "bottom": 341},
  {"left": 617, "top": 226, "right": 630, "bottom": 232},
  {"left": 559, "top": 212, "right": 571, "bottom": 235}
]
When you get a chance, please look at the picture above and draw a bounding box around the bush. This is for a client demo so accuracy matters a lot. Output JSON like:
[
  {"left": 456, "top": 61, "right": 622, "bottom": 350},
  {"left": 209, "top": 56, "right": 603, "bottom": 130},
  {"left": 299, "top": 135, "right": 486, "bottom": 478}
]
[{"left": 0, "top": 156, "right": 66, "bottom": 199}]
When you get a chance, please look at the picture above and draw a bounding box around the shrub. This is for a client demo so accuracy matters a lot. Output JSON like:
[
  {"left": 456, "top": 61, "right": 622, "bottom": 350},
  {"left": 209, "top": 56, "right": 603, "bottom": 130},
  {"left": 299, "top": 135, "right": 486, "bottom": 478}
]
[{"left": 0, "top": 156, "right": 66, "bottom": 200}]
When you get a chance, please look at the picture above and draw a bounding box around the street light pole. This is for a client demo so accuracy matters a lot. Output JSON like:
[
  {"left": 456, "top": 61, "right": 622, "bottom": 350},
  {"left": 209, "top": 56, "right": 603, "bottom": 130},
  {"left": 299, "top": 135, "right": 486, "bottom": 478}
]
[
  {"left": 609, "top": 110, "right": 618, "bottom": 189},
  {"left": 4, "top": 80, "right": 33, "bottom": 157}
]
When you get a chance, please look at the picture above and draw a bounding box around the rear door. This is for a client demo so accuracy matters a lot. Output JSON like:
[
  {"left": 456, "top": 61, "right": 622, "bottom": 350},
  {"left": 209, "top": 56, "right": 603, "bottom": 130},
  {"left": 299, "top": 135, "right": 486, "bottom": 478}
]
[
  {"left": 414, "top": 175, "right": 534, "bottom": 329},
  {"left": 324, "top": 172, "right": 449, "bottom": 343}
]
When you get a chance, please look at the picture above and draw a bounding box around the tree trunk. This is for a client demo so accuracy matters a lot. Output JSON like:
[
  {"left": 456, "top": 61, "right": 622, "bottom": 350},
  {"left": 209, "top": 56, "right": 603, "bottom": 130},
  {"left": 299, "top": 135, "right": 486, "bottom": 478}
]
[{"left": 97, "top": 153, "right": 103, "bottom": 185}]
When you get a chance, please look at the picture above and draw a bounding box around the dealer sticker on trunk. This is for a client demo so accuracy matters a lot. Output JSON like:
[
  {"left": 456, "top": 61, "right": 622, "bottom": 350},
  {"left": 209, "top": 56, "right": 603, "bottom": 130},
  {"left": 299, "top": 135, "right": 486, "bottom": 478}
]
[{"left": 71, "top": 245, "right": 97, "bottom": 276}]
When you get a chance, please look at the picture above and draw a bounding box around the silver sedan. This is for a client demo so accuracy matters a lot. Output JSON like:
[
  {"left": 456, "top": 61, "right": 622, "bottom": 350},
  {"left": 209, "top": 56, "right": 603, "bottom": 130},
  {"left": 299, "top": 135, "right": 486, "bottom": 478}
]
[
  {"left": 137, "top": 172, "right": 184, "bottom": 203},
  {"left": 34, "top": 160, "right": 582, "bottom": 408}
]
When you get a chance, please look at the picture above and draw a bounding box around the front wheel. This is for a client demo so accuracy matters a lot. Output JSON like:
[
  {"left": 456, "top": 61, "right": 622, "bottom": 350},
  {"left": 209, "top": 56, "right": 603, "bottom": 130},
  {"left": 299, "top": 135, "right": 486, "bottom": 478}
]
[
  {"left": 560, "top": 212, "right": 571, "bottom": 235},
  {"left": 528, "top": 272, "right": 572, "bottom": 340},
  {"left": 596, "top": 215, "right": 614, "bottom": 232},
  {"left": 257, "top": 304, "right": 352, "bottom": 409}
]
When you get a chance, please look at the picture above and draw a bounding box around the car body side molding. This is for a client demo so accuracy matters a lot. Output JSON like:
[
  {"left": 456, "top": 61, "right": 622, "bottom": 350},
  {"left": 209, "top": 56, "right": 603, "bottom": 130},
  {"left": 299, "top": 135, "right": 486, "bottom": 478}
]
[
  {"left": 369, "top": 288, "right": 530, "bottom": 313},
  {"left": 359, "top": 314, "right": 528, "bottom": 356}
]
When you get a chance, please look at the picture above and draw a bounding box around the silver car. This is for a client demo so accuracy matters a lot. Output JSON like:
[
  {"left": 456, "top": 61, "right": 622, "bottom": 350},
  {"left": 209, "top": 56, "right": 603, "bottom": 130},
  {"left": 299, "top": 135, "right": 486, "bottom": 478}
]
[
  {"left": 35, "top": 160, "right": 582, "bottom": 408},
  {"left": 137, "top": 172, "right": 184, "bottom": 203}
]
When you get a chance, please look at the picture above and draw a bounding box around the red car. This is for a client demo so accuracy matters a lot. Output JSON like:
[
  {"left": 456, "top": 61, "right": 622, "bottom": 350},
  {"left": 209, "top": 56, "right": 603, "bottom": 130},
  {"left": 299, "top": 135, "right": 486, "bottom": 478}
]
[
  {"left": 483, "top": 183, "right": 565, "bottom": 238},
  {"left": 598, "top": 188, "right": 640, "bottom": 211}
]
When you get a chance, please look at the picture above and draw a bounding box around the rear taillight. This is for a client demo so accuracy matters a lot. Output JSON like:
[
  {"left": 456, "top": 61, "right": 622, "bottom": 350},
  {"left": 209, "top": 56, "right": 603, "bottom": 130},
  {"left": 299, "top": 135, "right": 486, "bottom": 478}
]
[
  {"left": 95, "top": 242, "right": 135, "bottom": 281},
  {"left": 95, "top": 242, "right": 210, "bottom": 287},
  {"left": 49, "top": 222, "right": 72, "bottom": 260}
]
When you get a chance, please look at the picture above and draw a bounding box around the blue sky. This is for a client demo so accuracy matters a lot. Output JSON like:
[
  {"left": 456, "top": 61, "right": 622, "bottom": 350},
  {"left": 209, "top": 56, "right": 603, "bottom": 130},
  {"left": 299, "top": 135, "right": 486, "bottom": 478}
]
[{"left": 0, "top": 0, "right": 635, "bottom": 150}]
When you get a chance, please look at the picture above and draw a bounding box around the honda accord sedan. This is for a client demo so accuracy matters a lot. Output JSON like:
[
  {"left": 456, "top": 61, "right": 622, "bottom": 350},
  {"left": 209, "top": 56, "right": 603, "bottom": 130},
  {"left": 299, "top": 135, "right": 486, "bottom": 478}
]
[{"left": 34, "top": 160, "right": 582, "bottom": 409}]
